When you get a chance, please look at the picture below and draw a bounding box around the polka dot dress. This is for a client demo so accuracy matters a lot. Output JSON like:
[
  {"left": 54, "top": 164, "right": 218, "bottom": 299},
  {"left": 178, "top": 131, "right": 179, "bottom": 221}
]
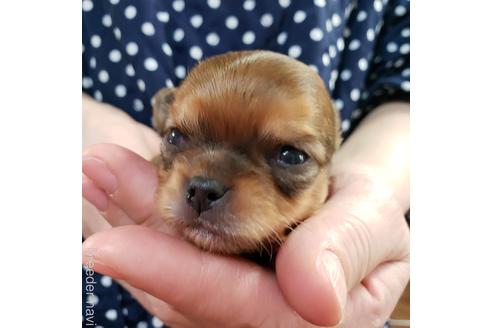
[{"left": 82, "top": 0, "right": 409, "bottom": 326}]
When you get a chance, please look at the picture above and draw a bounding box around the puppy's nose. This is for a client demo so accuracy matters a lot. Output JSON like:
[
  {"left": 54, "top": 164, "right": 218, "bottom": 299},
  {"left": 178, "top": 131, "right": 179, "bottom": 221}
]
[{"left": 186, "top": 176, "right": 226, "bottom": 215}]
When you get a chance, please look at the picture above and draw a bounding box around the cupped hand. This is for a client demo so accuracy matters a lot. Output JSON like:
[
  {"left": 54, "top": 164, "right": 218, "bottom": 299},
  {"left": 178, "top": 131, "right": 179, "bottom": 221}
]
[{"left": 82, "top": 143, "right": 409, "bottom": 328}]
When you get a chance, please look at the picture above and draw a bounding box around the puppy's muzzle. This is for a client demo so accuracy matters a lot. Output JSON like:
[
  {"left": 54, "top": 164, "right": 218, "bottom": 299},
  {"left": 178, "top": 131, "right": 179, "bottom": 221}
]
[{"left": 186, "top": 176, "right": 228, "bottom": 215}]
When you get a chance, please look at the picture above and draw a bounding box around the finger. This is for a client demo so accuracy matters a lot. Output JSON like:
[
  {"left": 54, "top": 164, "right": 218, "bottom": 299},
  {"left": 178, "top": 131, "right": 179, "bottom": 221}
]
[
  {"left": 340, "top": 258, "right": 409, "bottom": 328},
  {"left": 276, "top": 183, "right": 410, "bottom": 326},
  {"left": 117, "top": 280, "right": 195, "bottom": 328},
  {"left": 82, "top": 143, "right": 161, "bottom": 226},
  {"left": 82, "top": 199, "right": 111, "bottom": 238},
  {"left": 82, "top": 226, "right": 312, "bottom": 327}
]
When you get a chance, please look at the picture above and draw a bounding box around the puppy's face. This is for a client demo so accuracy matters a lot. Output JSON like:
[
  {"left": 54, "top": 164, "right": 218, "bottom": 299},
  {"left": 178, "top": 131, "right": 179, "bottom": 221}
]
[{"left": 152, "top": 51, "right": 340, "bottom": 255}]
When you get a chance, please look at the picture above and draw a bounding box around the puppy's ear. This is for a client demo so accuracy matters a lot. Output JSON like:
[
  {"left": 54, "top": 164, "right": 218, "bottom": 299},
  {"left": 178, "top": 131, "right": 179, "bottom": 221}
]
[{"left": 152, "top": 87, "right": 176, "bottom": 136}]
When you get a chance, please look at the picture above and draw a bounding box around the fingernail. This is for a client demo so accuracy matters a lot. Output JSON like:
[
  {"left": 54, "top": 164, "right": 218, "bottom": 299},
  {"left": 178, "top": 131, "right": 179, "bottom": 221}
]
[
  {"left": 82, "top": 156, "right": 118, "bottom": 194},
  {"left": 83, "top": 175, "right": 109, "bottom": 211},
  {"left": 321, "top": 251, "right": 347, "bottom": 315}
]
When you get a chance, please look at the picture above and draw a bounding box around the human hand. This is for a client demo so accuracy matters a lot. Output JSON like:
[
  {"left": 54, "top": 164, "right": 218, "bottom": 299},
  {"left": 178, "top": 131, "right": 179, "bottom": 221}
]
[
  {"left": 82, "top": 94, "right": 161, "bottom": 238},
  {"left": 82, "top": 143, "right": 409, "bottom": 327}
]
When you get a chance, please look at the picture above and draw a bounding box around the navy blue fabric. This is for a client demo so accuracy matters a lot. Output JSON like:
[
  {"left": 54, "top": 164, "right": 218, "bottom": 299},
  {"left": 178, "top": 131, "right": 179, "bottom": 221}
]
[{"left": 82, "top": 0, "right": 409, "bottom": 327}]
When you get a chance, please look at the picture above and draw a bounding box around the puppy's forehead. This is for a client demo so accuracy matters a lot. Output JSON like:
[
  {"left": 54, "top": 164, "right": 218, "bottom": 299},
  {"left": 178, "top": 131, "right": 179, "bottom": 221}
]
[{"left": 170, "top": 51, "right": 333, "bottom": 145}]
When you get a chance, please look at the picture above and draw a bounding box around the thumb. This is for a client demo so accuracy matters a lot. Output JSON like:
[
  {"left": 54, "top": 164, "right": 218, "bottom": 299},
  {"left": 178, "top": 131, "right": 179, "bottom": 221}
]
[{"left": 276, "top": 182, "right": 409, "bottom": 326}]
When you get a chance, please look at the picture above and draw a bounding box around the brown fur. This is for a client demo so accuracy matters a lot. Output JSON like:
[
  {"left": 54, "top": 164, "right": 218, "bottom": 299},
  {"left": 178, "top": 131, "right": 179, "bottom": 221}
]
[{"left": 152, "top": 51, "right": 340, "bottom": 256}]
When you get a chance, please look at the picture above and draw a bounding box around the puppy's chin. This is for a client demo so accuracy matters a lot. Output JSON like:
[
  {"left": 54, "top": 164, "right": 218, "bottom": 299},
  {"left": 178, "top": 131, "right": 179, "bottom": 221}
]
[{"left": 161, "top": 197, "right": 282, "bottom": 255}]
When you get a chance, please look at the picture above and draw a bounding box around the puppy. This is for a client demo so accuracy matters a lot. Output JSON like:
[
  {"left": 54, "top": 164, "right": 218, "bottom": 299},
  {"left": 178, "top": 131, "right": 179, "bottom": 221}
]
[{"left": 151, "top": 51, "right": 340, "bottom": 259}]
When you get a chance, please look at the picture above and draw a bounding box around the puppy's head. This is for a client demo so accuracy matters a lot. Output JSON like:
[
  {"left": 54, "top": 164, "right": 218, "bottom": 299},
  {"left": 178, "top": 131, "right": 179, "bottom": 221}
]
[{"left": 152, "top": 51, "right": 340, "bottom": 255}]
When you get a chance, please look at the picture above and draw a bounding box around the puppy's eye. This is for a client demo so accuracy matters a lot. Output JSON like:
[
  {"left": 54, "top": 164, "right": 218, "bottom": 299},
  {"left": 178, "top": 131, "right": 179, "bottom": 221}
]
[
  {"left": 277, "top": 146, "right": 309, "bottom": 166},
  {"left": 167, "top": 128, "right": 186, "bottom": 146}
]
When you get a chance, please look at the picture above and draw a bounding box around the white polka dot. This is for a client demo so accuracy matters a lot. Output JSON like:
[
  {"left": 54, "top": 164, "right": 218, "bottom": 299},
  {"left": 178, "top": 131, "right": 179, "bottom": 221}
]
[
  {"left": 401, "top": 28, "right": 410, "bottom": 38},
  {"left": 309, "top": 65, "right": 318, "bottom": 73},
  {"left": 152, "top": 317, "right": 164, "bottom": 328},
  {"left": 144, "top": 58, "right": 159, "bottom": 71},
  {"left": 322, "top": 53, "right": 330, "bottom": 66},
  {"left": 189, "top": 46, "right": 203, "bottom": 60},
  {"left": 122, "top": 308, "right": 129, "bottom": 316},
  {"left": 374, "top": 55, "right": 382, "bottom": 64},
  {"left": 314, "top": 0, "right": 326, "bottom": 7},
  {"left": 124, "top": 5, "right": 137, "bottom": 19},
  {"left": 109, "top": 0, "right": 119, "bottom": 4},
  {"left": 288, "top": 45, "right": 302, "bottom": 58},
  {"left": 162, "top": 42, "right": 173, "bottom": 56},
  {"left": 402, "top": 68, "right": 410, "bottom": 77},
  {"left": 279, "top": 0, "right": 291, "bottom": 8},
  {"left": 343, "top": 27, "right": 351, "bottom": 38},
  {"left": 190, "top": 14, "right": 203, "bottom": 28},
  {"left": 175, "top": 65, "right": 186, "bottom": 79},
  {"left": 206, "top": 33, "right": 220, "bottom": 46},
  {"left": 137, "top": 322, "right": 148, "bottom": 328},
  {"left": 94, "top": 90, "right": 103, "bottom": 101},
  {"left": 225, "top": 16, "right": 239, "bottom": 29},
  {"left": 137, "top": 79, "right": 146, "bottom": 92},
  {"left": 98, "top": 70, "right": 109, "bottom": 83},
  {"left": 126, "top": 42, "right": 139, "bottom": 56},
  {"left": 173, "top": 0, "right": 185, "bottom": 12},
  {"left": 356, "top": 10, "right": 367, "bottom": 22},
  {"left": 341, "top": 120, "right": 351, "bottom": 132},
  {"left": 374, "top": 0, "right": 383, "bottom": 12},
  {"left": 156, "top": 11, "right": 169, "bottom": 23},
  {"left": 126, "top": 64, "right": 135, "bottom": 76},
  {"left": 334, "top": 99, "right": 344, "bottom": 110},
  {"left": 142, "top": 22, "right": 155, "bottom": 36},
  {"left": 352, "top": 108, "right": 362, "bottom": 119},
  {"left": 386, "top": 42, "right": 398, "bottom": 53},
  {"left": 109, "top": 49, "right": 122, "bottom": 62},
  {"left": 86, "top": 293, "right": 99, "bottom": 305},
  {"left": 329, "top": 45, "right": 337, "bottom": 58},
  {"left": 350, "top": 89, "right": 360, "bottom": 101},
  {"left": 309, "top": 28, "right": 323, "bottom": 41},
  {"left": 134, "top": 99, "right": 144, "bottom": 111},
  {"left": 89, "top": 57, "right": 96, "bottom": 68},
  {"left": 115, "top": 85, "right": 127, "bottom": 97},
  {"left": 113, "top": 27, "right": 121, "bottom": 40},
  {"left": 340, "top": 69, "right": 352, "bottom": 81},
  {"left": 277, "top": 32, "right": 288, "bottom": 45},
  {"left": 366, "top": 28, "right": 375, "bottom": 41},
  {"left": 348, "top": 39, "right": 360, "bottom": 51},
  {"left": 242, "top": 31, "right": 255, "bottom": 45},
  {"left": 173, "top": 28, "right": 185, "bottom": 42},
  {"left": 325, "top": 19, "right": 333, "bottom": 32},
  {"left": 331, "top": 14, "right": 341, "bottom": 27},
  {"left": 102, "top": 14, "right": 112, "bottom": 27},
  {"left": 165, "top": 79, "right": 174, "bottom": 87},
  {"left": 90, "top": 35, "right": 101, "bottom": 48},
  {"left": 401, "top": 81, "right": 410, "bottom": 92},
  {"left": 331, "top": 69, "right": 338, "bottom": 85},
  {"left": 82, "top": 0, "right": 93, "bottom": 12},
  {"left": 294, "top": 10, "right": 307, "bottom": 23},
  {"left": 376, "top": 22, "right": 383, "bottom": 34},
  {"left": 358, "top": 58, "right": 368, "bottom": 71},
  {"left": 395, "top": 5, "right": 407, "bottom": 16},
  {"left": 208, "top": 0, "right": 221, "bottom": 9},
  {"left": 82, "top": 77, "right": 93, "bottom": 89},
  {"left": 243, "top": 0, "right": 255, "bottom": 11},
  {"left": 400, "top": 43, "right": 410, "bottom": 54},
  {"left": 394, "top": 58, "right": 405, "bottom": 68},
  {"left": 105, "top": 309, "right": 118, "bottom": 321},
  {"left": 337, "top": 38, "right": 345, "bottom": 51},
  {"left": 101, "top": 275, "right": 112, "bottom": 287},
  {"left": 260, "top": 13, "right": 274, "bottom": 27}
]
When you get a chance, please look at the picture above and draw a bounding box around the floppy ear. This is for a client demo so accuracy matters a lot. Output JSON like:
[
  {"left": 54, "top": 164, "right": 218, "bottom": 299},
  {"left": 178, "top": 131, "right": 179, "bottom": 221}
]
[{"left": 151, "top": 87, "right": 176, "bottom": 137}]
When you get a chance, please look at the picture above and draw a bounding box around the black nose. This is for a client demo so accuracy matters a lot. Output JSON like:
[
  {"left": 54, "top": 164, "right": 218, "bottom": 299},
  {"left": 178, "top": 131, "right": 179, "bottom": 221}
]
[{"left": 186, "top": 176, "right": 226, "bottom": 215}]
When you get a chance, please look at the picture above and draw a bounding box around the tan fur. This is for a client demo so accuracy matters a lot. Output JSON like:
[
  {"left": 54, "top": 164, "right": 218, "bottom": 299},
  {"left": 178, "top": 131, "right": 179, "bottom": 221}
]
[{"left": 152, "top": 51, "right": 340, "bottom": 255}]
